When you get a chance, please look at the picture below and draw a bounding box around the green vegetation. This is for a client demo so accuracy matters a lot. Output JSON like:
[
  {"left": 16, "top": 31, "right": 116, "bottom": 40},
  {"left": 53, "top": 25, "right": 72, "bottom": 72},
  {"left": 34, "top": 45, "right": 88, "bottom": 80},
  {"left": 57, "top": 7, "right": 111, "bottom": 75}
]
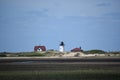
[
  {"left": 0, "top": 70, "right": 119, "bottom": 80},
  {"left": 84, "top": 49, "right": 106, "bottom": 54},
  {"left": 0, "top": 54, "right": 6, "bottom": 57},
  {"left": 110, "top": 51, "right": 120, "bottom": 54},
  {"left": 0, "top": 52, "right": 45, "bottom": 57},
  {"left": 17, "top": 52, "right": 45, "bottom": 57},
  {"left": 0, "top": 50, "right": 120, "bottom": 57},
  {"left": 0, "top": 51, "right": 64, "bottom": 57}
]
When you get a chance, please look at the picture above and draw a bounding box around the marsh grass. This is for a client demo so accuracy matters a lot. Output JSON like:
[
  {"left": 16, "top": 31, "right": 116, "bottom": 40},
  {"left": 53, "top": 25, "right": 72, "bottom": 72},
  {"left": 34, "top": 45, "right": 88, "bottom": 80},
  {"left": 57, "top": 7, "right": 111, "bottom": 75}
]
[{"left": 0, "top": 70, "right": 119, "bottom": 80}]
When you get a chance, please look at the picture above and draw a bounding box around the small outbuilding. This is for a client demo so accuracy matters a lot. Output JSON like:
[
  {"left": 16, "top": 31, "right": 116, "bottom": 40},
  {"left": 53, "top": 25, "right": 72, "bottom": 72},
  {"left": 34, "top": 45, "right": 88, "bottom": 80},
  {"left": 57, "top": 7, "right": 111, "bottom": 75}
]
[{"left": 34, "top": 46, "right": 46, "bottom": 52}]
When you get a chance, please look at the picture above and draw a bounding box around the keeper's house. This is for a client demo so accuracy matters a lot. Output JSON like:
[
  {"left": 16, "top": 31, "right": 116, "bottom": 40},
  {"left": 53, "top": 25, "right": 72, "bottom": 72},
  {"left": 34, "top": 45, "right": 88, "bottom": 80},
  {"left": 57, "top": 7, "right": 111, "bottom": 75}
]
[
  {"left": 34, "top": 46, "right": 46, "bottom": 52},
  {"left": 71, "top": 47, "right": 83, "bottom": 52}
]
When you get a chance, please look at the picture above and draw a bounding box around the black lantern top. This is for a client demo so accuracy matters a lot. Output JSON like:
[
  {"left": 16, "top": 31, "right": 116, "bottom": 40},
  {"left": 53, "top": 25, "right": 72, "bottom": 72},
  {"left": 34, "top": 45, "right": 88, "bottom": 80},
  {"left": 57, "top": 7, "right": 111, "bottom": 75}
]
[{"left": 60, "top": 41, "right": 65, "bottom": 46}]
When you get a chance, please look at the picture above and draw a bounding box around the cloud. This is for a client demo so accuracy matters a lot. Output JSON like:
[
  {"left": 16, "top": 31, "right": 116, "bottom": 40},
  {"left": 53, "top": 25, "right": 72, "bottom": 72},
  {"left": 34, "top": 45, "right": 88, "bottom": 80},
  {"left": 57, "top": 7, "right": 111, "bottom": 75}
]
[
  {"left": 27, "top": 9, "right": 48, "bottom": 17},
  {"left": 43, "top": 0, "right": 119, "bottom": 18},
  {"left": 1, "top": 0, "right": 119, "bottom": 18},
  {"left": 104, "top": 12, "right": 120, "bottom": 17},
  {"left": 96, "top": 3, "right": 110, "bottom": 7}
]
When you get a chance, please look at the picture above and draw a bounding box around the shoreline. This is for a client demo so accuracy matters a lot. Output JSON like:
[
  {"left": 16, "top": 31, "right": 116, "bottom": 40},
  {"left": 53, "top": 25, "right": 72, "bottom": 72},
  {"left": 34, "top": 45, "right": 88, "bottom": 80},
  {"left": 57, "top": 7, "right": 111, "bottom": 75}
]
[{"left": 0, "top": 56, "right": 119, "bottom": 60}]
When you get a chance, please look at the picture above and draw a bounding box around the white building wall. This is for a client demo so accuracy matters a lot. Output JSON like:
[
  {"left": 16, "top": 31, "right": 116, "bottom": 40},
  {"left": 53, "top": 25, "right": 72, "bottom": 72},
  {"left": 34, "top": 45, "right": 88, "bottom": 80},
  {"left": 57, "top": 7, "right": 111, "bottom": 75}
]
[{"left": 59, "top": 46, "right": 64, "bottom": 52}]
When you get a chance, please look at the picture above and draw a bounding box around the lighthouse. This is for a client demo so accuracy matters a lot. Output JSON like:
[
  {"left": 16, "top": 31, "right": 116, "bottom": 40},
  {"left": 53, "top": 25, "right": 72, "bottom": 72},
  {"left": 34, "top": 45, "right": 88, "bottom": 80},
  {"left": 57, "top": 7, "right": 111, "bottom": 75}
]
[{"left": 59, "top": 41, "right": 65, "bottom": 52}]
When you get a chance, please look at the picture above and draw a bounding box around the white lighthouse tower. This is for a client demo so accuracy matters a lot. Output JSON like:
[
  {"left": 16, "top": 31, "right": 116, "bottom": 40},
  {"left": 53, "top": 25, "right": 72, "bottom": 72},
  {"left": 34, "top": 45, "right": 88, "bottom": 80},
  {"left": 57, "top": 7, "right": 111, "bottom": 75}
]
[{"left": 59, "top": 41, "right": 65, "bottom": 52}]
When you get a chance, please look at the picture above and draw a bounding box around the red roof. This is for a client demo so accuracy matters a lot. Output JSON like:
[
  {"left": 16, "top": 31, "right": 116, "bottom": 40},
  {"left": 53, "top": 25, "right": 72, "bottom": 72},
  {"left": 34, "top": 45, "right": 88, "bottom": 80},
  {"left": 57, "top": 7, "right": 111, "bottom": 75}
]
[
  {"left": 34, "top": 46, "right": 46, "bottom": 52},
  {"left": 71, "top": 48, "right": 83, "bottom": 52}
]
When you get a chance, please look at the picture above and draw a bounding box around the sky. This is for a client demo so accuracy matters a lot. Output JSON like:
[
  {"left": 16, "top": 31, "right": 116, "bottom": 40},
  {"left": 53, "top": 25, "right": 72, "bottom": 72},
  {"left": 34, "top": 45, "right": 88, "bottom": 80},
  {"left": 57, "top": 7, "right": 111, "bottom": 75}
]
[{"left": 0, "top": 0, "right": 120, "bottom": 52}]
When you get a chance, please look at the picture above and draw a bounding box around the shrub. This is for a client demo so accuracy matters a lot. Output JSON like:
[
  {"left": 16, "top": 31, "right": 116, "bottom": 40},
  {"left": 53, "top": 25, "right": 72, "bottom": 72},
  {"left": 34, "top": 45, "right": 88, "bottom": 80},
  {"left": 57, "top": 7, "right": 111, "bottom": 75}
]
[{"left": 84, "top": 49, "right": 106, "bottom": 54}]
